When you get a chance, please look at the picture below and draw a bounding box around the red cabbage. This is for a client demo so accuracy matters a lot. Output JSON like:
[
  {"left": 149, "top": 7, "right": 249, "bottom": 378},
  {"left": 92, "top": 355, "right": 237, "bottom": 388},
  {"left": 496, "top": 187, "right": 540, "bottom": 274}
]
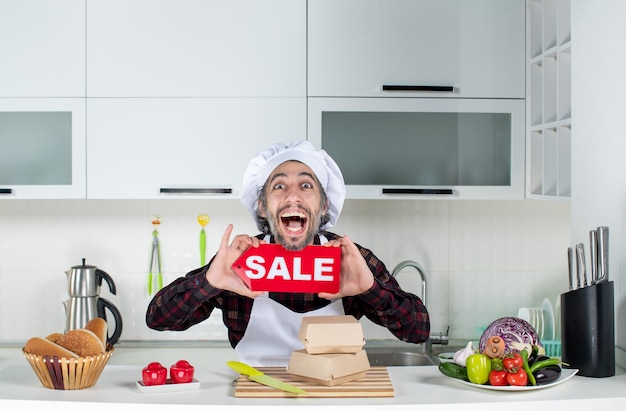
[{"left": 479, "top": 317, "right": 542, "bottom": 355}]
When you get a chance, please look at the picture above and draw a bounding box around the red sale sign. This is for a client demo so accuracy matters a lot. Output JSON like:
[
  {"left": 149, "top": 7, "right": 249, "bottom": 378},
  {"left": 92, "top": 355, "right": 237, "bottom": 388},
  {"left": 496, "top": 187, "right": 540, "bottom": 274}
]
[{"left": 231, "top": 244, "right": 341, "bottom": 293}]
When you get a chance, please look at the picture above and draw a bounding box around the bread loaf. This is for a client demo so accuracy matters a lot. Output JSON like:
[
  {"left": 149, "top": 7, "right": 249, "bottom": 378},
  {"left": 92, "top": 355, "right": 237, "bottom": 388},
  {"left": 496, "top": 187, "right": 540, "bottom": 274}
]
[
  {"left": 25, "top": 337, "right": 79, "bottom": 359},
  {"left": 84, "top": 317, "right": 108, "bottom": 347},
  {"left": 45, "top": 332, "right": 64, "bottom": 343},
  {"left": 56, "top": 329, "right": 105, "bottom": 357},
  {"left": 25, "top": 319, "right": 109, "bottom": 359}
]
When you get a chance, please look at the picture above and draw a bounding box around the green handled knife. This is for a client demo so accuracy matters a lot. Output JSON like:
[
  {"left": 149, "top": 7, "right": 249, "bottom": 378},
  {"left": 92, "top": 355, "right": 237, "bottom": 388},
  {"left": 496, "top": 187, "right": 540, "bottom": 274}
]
[{"left": 227, "top": 361, "right": 307, "bottom": 394}]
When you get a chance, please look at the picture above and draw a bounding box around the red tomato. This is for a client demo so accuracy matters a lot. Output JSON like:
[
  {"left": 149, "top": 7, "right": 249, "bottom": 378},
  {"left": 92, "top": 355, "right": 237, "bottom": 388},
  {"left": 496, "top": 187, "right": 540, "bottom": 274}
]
[
  {"left": 506, "top": 368, "right": 529, "bottom": 386},
  {"left": 503, "top": 353, "right": 523, "bottom": 373},
  {"left": 142, "top": 362, "right": 167, "bottom": 386},
  {"left": 170, "top": 360, "right": 195, "bottom": 384},
  {"left": 489, "top": 370, "right": 509, "bottom": 386}
]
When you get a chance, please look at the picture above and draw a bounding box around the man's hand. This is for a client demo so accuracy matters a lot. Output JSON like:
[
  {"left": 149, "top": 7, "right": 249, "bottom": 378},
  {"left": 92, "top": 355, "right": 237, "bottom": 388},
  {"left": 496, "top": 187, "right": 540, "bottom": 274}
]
[
  {"left": 318, "top": 235, "right": 374, "bottom": 299},
  {"left": 205, "top": 224, "right": 265, "bottom": 299}
]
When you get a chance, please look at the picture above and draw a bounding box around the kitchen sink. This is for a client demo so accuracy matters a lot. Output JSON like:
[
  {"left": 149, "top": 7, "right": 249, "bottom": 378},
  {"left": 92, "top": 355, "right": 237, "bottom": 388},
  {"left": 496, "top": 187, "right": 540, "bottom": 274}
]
[
  {"left": 366, "top": 348, "right": 439, "bottom": 366},
  {"left": 362, "top": 339, "right": 469, "bottom": 367},
  {"left": 364, "top": 341, "right": 440, "bottom": 366}
]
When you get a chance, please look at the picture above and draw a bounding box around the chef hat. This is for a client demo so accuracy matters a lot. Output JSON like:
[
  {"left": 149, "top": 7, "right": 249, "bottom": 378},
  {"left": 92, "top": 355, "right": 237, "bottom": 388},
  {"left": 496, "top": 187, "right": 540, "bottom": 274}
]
[{"left": 240, "top": 141, "right": 346, "bottom": 229}]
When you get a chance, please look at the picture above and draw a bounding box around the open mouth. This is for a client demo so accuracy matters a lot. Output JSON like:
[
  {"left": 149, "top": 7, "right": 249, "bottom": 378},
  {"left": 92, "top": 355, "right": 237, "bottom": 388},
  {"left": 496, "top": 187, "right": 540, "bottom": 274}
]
[{"left": 280, "top": 211, "right": 307, "bottom": 234}]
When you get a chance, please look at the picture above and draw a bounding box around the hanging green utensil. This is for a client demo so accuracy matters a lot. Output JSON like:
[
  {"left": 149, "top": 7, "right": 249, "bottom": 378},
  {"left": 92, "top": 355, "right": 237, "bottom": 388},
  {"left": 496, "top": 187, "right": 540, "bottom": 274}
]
[
  {"left": 197, "top": 214, "right": 210, "bottom": 266},
  {"left": 148, "top": 215, "right": 163, "bottom": 295}
]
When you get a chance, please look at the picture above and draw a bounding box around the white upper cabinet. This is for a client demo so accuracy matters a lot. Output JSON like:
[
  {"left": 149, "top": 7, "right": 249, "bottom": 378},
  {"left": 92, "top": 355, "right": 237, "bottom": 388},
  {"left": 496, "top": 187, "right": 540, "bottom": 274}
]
[
  {"left": 308, "top": 0, "right": 526, "bottom": 99},
  {"left": 86, "top": 98, "right": 306, "bottom": 199},
  {"left": 0, "top": 0, "right": 85, "bottom": 97},
  {"left": 0, "top": 1, "right": 86, "bottom": 198},
  {"left": 0, "top": 98, "right": 86, "bottom": 199},
  {"left": 308, "top": 97, "right": 526, "bottom": 199},
  {"left": 86, "top": 0, "right": 306, "bottom": 97}
]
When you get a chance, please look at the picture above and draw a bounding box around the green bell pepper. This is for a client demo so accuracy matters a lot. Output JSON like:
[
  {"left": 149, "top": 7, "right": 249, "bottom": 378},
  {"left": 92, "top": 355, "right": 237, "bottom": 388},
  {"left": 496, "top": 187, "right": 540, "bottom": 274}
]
[{"left": 466, "top": 353, "right": 492, "bottom": 385}]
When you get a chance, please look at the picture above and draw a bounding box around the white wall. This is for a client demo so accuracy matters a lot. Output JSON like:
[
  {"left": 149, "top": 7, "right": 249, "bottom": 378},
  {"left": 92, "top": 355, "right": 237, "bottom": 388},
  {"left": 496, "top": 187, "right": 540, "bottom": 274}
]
[
  {"left": 0, "top": 198, "right": 570, "bottom": 344},
  {"left": 571, "top": 0, "right": 626, "bottom": 367}
]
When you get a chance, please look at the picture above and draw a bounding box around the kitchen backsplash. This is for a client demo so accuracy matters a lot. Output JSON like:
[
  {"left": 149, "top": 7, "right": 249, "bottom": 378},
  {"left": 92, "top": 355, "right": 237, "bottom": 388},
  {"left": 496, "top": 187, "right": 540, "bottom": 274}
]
[{"left": 0, "top": 199, "right": 570, "bottom": 344}]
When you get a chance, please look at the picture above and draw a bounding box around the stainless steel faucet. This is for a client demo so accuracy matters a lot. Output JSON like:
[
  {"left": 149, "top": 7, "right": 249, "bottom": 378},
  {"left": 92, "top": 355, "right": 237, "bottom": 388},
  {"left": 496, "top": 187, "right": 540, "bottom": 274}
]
[
  {"left": 391, "top": 260, "right": 427, "bottom": 307},
  {"left": 391, "top": 260, "right": 448, "bottom": 348}
]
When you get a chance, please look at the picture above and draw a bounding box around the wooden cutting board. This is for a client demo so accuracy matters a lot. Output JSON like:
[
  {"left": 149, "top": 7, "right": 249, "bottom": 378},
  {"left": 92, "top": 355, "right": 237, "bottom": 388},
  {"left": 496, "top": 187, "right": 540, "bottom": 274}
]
[{"left": 233, "top": 366, "right": 394, "bottom": 398}]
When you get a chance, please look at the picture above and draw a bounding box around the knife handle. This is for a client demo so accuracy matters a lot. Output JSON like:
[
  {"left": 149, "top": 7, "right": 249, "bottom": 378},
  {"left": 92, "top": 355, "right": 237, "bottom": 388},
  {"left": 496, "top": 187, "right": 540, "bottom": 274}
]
[
  {"left": 575, "top": 243, "right": 585, "bottom": 288},
  {"left": 567, "top": 247, "right": 574, "bottom": 291},
  {"left": 589, "top": 230, "right": 598, "bottom": 284},
  {"left": 597, "top": 226, "right": 609, "bottom": 282}
]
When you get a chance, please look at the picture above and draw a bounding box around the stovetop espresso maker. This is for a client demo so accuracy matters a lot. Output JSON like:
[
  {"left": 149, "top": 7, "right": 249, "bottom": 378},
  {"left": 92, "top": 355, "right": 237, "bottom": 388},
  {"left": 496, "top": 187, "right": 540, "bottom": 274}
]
[{"left": 63, "top": 259, "right": 123, "bottom": 345}]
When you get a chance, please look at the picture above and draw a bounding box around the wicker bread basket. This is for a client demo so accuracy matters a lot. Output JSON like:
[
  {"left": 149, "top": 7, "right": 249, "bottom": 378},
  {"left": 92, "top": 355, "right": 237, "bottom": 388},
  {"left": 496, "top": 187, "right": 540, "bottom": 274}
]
[{"left": 22, "top": 346, "right": 114, "bottom": 390}]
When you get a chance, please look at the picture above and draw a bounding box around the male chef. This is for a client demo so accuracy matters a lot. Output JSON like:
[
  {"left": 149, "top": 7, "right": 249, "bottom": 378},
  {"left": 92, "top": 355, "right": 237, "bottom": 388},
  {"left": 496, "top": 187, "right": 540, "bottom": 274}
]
[{"left": 146, "top": 141, "right": 430, "bottom": 366}]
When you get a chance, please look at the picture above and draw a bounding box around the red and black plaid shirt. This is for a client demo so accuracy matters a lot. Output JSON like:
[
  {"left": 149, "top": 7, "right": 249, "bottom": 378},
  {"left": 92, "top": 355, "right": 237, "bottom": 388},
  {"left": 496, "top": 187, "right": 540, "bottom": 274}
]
[{"left": 146, "top": 231, "right": 430, "bottom": 347}]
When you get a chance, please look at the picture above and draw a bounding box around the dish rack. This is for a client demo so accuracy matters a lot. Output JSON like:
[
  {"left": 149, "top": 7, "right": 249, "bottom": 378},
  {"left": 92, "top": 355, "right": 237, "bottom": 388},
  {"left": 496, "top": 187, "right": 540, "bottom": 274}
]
[
  {"left": 517, "top": 297, "right": 561, "bottom": 357},
  {"left": 542, "top": 340, "right": 561, "bottom": 357}
]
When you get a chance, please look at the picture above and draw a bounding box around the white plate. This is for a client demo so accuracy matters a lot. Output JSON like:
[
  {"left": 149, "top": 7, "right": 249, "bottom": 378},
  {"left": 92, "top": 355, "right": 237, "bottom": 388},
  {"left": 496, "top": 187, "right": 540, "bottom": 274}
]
[
  {"left": 534, "top": 307, "right": 544, "bottom": 340},
  {"left": 438, "top": 352, "right": 457, "bottom": 362},
  {"left": 542, "top": 298, "right": 556, "bottom": 340},
  {"left": 446, "top": 369, "right": 578, "bottom": 391},
  {"left": 136, "top": 378, "right": 200, "bottom": 393},
  {"left": 517, "top": 307, "right": 531, "bottom": 322}
]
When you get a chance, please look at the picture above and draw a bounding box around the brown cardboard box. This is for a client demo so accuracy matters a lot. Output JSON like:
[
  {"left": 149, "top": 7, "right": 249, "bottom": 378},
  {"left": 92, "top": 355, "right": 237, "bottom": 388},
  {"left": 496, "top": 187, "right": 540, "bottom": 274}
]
[
  {"left": 287, "top": 349, "right": 371, "bottom": 386},
  {"left": 298, "top": 315, "right": 365, "bottom": 354}
]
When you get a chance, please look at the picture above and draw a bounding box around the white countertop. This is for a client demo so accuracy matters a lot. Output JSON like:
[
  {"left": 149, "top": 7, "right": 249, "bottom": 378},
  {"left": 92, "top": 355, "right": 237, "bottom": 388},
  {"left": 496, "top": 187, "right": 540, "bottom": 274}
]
[{"left": 1, "top": 344, "right": 625, "bottom": 410}]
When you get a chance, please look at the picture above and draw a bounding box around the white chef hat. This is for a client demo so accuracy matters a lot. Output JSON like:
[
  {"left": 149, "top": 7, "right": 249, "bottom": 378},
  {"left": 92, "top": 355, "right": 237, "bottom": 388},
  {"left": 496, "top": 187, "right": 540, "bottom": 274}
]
[{"left": 240, "top": 141, "right": 346, "bottom": 229}]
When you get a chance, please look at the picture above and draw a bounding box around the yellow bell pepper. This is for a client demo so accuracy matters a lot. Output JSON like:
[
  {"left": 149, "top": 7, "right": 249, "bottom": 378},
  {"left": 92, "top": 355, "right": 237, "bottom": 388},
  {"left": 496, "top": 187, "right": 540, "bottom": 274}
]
[{"left": 466, "top": 353, "right": 492, "bottom": 385}]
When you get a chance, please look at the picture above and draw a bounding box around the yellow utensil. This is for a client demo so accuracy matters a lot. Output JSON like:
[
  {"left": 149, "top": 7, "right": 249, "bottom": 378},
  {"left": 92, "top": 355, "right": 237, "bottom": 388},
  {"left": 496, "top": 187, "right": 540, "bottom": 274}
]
[{"left": 227, "top": 361, "right": 306, "bottom": 394}]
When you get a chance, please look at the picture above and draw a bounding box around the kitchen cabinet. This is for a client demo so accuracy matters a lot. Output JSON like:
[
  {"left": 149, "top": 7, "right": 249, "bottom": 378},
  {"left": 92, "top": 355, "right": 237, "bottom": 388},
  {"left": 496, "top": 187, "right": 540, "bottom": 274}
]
[
  {"left": 0, "top": 0, "right": 86, "bottom": 199},
  {"left": 308, "top": 0, "right": 525, "bottom": 99},
  {"left": 0, "top": 98, "right": 86, "bottom": 199},
  {"left": 86, "top": 98, "right": 306, "bottom": 199},
  {"left": 527, "top": 0, "right": 572, "bottom": 198},
  {"left": 308, "top": 98, "right": 526, "bottom": 199},
  {"left": 85, "top": 0, "right": 308, "bottom": 198},
  {"left": 0, "top": 0, "right": 85, "bottom": 98},
  {"left": 86, "top": 0, "right": 306, "bottom": 98}
]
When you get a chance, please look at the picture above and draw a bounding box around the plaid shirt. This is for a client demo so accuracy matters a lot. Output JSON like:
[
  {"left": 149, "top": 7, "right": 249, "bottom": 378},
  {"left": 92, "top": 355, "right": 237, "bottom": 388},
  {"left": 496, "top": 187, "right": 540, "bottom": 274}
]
[{"left": 146, "top": 231, "right": 430, "bottom": 347}]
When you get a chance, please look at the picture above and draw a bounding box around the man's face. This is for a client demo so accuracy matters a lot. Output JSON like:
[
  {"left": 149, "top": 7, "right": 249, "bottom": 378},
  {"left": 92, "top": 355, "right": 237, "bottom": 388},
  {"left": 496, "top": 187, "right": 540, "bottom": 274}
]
[{"left": 259, "top": 161, "right": 327, "bottom": 251}]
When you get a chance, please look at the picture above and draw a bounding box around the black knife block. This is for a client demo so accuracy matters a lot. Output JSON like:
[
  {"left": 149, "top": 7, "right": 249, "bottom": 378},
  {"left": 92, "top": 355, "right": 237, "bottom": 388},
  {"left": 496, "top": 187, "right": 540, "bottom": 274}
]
[{"left": 560, "top": 281, "right": 615, "bottom": 377}]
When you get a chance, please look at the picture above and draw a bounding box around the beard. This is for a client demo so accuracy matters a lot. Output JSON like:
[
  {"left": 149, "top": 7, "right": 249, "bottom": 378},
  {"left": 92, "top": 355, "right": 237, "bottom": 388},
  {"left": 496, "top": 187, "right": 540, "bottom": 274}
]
[{"left": 266, "top": 205, "right": 324, "bottom": 251}]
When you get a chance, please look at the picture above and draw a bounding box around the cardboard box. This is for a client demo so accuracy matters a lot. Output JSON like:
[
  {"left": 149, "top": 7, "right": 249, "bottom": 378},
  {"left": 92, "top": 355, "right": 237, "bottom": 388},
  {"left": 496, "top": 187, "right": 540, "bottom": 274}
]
[
  {"left": 287, "top": 349, "right": 370, "bottom": 386},
  {"left": 298, "top": 315, "right": 365, "bottom": 354}
]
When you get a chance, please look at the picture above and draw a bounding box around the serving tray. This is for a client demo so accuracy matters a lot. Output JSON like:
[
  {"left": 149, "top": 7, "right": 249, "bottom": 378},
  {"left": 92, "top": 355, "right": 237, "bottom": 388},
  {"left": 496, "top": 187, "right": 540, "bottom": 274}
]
[{"left": 136, "top": 378, "right": 200, "bottom": 393}]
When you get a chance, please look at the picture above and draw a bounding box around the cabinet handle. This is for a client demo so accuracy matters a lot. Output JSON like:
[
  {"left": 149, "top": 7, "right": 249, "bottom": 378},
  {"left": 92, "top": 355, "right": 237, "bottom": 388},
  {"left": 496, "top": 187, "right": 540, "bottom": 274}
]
[
  {"left": 0, "top": 188, "right": 12, "bottom": 195},
  {"left": 382, "top": 85, "right": 454, "bottom": 92},
  {"left": 382, "top": 188, "right": 454, "bottom": 195},
  {"left": 159, "top": 188, "right": 233, "bottom": 194}
]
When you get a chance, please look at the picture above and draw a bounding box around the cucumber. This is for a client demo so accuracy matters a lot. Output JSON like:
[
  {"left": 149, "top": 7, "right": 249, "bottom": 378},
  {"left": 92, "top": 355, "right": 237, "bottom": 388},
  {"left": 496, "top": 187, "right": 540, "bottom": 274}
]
[{"left": 438, "top": 362, "right": 469, "bottom": 381}]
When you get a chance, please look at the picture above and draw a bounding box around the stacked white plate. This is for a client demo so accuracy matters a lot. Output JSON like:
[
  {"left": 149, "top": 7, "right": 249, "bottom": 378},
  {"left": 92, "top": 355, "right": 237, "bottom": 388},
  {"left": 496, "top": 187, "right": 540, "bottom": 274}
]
[
  {"left": 542, "top": 298, "right": 556, "bottom": 341},
  {"left": 516, "top": 298, "right": 555, "bottom": 341}
]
